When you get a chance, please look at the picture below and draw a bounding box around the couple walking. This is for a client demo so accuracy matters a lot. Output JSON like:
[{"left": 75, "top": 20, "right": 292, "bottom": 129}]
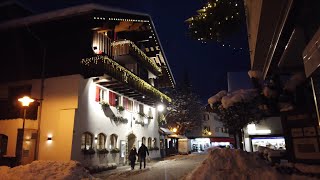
[{"left": 128, "top": 143, "right": 149, "bottom": 170}]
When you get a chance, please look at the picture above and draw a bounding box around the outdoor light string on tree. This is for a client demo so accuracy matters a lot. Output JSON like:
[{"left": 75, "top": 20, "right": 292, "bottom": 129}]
[{"left": 186, "top": 0, "right": 246, "bottom": 52}]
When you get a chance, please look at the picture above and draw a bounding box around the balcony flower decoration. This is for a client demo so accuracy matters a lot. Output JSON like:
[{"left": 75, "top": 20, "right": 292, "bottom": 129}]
[
  {"left": 80, "top": 55, "right": 171, "bottom": 104},
  {"left": 110, "top": 148, "right": 120, "bottom": 154},
  {"left": 117, "top": 105, "right": 125, "bottom": 112},
  {"left": 100, "top": 101, "right": 110, "bottom": 109},
  {"left": 138, "top": 111, "right": 146, "bottom": 117}
]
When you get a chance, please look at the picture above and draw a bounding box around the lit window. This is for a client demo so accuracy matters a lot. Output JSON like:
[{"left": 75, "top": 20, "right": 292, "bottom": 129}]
[
  {"left": 97, "top": 133, "right": 106, "bottom": 150},
  {"left": 142, "top": 137, "right": 146, "bottom": 145},
  {"left": 110, "top": 134, "right": 118, "bottom": 149},
  {"left": 147, "top": 137, "right": 152, "bottom": 148},
  {"left": 81, "top": 132, "right": 93, "bottom": 150},
  {"left": 153, "top": 138, "right": 157, "bottom": 148}
]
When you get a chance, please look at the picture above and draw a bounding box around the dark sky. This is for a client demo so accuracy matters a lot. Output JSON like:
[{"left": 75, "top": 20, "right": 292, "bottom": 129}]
[{"left": 21, "top": 0, "right": 251, "bottom": 102}]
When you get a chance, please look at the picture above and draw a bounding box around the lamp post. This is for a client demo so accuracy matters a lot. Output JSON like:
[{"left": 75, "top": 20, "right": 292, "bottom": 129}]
[{"left": 18, "top": 96, "right": 34, "bottom": 164}]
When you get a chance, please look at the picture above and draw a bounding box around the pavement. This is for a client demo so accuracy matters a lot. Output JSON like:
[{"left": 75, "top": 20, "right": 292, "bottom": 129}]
[{"left": 93, "top": 152, "right": 207, "bottom": 180}]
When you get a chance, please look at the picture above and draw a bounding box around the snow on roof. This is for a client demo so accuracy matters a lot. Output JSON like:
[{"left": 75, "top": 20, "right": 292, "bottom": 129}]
[
  {"left": 0, "top": 3, "right": 149, "bottom": 30},
  {"left": 0, "top": 160, "right": 94, "bottom": 180},
  {"left": 159, "top": 127, "right": 173, "bottom": 135}
]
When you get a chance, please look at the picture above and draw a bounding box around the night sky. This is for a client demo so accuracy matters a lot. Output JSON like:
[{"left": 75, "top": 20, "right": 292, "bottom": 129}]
[{"left": 21, "top": 0, "right": 251, "bottom": 102}]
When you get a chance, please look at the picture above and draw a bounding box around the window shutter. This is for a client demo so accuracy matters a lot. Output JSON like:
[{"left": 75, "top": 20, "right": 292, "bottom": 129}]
[
  {"left": 95, "top": 86, "right": 100, "bottom": 102},
  {"left": 123, "top": 97, "right": 128, "bottom": 110},
  {"left": 109, "top": 91, "right": 115, "bottom": 106}
]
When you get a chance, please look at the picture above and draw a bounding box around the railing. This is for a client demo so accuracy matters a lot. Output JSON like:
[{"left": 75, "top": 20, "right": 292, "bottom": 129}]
[
  {"left": 81, "top": 55, "right": 171, "bottom": 103},
  {"left": 111, "top": 40, "right": 162, "bottom": 75}
]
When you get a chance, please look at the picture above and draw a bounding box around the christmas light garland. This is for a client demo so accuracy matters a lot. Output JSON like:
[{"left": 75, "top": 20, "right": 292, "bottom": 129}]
[
  {"left": 81, "top": 55, "right": 171, "bottom": 103},
  {"left": 111, "top": 40, "right": 162, "bottom": 74}
]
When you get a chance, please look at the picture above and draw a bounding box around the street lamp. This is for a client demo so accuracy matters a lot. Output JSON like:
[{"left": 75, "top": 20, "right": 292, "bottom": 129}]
[
  {"left": 18, "top": 96, "right": 34, "bottom": 164},
  {"left": 172, "top": 127, "right": 177, "bottom": 133},
  {"left": 157, "top": 104, "right": 165, "bottom": 112}
]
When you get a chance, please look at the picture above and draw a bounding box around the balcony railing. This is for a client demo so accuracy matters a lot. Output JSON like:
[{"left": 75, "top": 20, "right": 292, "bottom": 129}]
[
  {"left": 81, "top": 55, "right": 171, "bottom": 103},
  {"left": 111, "top": 40, "right": 162, "bottom": 75}
]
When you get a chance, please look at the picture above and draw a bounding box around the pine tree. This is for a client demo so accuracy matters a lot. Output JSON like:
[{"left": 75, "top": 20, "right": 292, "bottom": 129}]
[
  {"left": 186, "top": 0, "right": 245, "bottom": 43},
  {"left": 160, "top": 73, "right": 203, "bottom": 135}
]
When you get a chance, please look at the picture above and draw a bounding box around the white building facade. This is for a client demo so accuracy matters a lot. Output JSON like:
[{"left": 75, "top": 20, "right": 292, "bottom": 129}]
[{"left": 0, "top": 3, "right": 175, "bottom": 167}]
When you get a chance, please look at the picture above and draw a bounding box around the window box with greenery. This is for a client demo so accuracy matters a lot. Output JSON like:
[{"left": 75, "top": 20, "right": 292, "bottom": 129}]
[
  {"left": 100, "top": 101, "right": 110, "bottom": 109},
  {"left": 82, "top": 147, "right": 96, "bottom": 155},
  {"left": 138, "top": 112, "right": 146, "bottom": 117},
  {"left": 110, "top": 148, "right": 120, "bottom": 154},
  {"left": 97, "top": 148, "right": 109, "bottom": 154},
  {"left": 117, "top": 105, "right": 125, "bottom": 112}
]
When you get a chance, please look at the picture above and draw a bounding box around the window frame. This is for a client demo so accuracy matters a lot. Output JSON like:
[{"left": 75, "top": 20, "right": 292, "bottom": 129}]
[{"left": 81, "top": 132, "right": 93, "bottom": 150}]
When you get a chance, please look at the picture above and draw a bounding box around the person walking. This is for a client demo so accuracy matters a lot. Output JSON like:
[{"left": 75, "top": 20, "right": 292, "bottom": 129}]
[
  {"left": 129, "top": 146, "right": 138, "bottom": 170},
  {"left": 138, "top": 143, "right": 149, "bottom": 169}
]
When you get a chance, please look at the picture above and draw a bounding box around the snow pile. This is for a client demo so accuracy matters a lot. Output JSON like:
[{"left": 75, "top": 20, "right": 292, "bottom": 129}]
[
  {"left": 208, "top": 90, "right": 227, "bottom": 105},
  {"left": 221, "top": 89, "right": 258, "bottom": 108},
  {"left": 185, "top": 148, "right": 283, "bottom": 180},
  {"left": 248, "top": 70, "right": 262, "bottom": 79},
  {"left": 0, "top": 161, "right": 95, "bottom": 180},
  {"left": 294, "top": 163, "right": 320, "bottom": 174}
]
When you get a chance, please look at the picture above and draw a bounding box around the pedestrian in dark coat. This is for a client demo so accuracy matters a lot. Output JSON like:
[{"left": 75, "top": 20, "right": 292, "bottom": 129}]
[
  {"left": 129, "top": 146, "right": 138, "bottom": 170},
  {"left": 138, "top": 143, "right": 149, "bottom": 169}
]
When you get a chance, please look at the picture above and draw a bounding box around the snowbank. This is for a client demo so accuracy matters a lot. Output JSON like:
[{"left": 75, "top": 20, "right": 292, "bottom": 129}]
[
  {"left": 185, "top": 149, "right": 283, "bottom": 180},
  {"left": 0, "top": 160, "right": 95, "bottom": 180}
]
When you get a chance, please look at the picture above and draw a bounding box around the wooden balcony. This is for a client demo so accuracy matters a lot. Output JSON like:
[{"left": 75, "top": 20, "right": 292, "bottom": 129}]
[
  {"left": 111, "top": 40, "right": 162, "bottom": 76},
  {"left": 80, "top": 55, "right": 171, "bottom": 105}
]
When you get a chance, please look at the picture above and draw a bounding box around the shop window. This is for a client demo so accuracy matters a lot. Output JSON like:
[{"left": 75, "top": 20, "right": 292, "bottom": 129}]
[
  {"left": 97, "top": 133, "right": 106, "bottom": 150},
  {"left": 142, "top": 137, "right": 146, "bottom": 145},
  {"left": 215, "top": 127, "right": 220, "bottom": 132},
  {"left": 110, "top": 134, "right": 118, "bottom": 149},
  {"left": 147, "top": 137, "right": 152, "bottom": 148},
  {"left": 0, "top": 134, "right": 8, "bottom": 156},
  {"left": 123, "top": 97, "right": 133, "bottom": 111},
  {"left": 81, "top": 132, "right": 93, "bottom": 150}
]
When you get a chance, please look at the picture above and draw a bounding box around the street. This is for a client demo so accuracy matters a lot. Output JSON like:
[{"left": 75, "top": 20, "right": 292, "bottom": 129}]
[{"left": 93, "top": 152, "right": 208, "bottom": 180}]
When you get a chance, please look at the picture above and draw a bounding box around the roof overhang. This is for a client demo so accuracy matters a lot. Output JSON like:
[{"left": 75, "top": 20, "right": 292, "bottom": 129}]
[{"left": 245, "top": 0, "right": 293, "bottom": 78}]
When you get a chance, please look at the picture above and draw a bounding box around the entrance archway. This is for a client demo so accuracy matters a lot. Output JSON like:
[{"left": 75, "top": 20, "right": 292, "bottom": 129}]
[{"left": 128, "top": 133, "right": 137, "bottom": 150}]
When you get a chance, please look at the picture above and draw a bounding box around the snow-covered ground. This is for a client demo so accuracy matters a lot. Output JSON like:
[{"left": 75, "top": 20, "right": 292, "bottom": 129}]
[
  {"left": 185, "top": 148, "right": 319, "bottom": 180},
  {"left": 1, "top": 150, "right": 320, "bottom": 180},
  {"left": 0, "top": 160, "right": 95, "bottom": 180}
]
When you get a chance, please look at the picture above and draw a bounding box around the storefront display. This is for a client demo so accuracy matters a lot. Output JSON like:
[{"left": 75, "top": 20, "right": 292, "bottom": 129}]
[{"left": 251, "top": 137, "right": 286, "bottom": 152}]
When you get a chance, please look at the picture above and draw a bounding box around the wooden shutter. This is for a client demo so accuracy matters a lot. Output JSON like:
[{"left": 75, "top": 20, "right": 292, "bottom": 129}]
[
  {"left": 95, "top": 86, "right": 100, "bottom": 102},
  {"left": 109, "top": 91, "right": 116, "bottom": 106}
]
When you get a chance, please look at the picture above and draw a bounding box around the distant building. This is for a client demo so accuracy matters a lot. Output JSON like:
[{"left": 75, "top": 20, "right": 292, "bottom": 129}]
[
  {"left": 187, "top": 112, "right": 233, "bottom": 151},
  {"left": 0, "top": 3, "right": 175, "bottom": 167}
]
